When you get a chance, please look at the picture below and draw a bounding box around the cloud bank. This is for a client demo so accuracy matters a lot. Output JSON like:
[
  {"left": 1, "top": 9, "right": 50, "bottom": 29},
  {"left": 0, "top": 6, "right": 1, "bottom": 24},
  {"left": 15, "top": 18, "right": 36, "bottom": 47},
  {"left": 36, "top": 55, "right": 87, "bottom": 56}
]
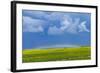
[
  {"left": 23, "top": 16, "right": 46, "bottom": 32},
  {"left": 22, "top": 10, "right": 90, "bottom": 35}
]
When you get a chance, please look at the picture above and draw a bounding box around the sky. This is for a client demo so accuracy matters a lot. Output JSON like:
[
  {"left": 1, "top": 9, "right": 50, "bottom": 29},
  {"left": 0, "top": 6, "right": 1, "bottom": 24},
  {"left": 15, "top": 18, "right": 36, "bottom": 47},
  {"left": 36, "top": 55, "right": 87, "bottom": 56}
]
[{"left": 22, "top": 10, "right": 91, "bottom": 49}]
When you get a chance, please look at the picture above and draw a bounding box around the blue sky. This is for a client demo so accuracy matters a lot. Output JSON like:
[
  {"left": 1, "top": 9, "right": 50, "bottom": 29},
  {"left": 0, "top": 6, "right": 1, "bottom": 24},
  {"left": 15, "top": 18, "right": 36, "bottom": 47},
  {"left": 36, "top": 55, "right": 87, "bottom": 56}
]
[{"left": 22, "top": 10, "right": 91, "bottom": 49}]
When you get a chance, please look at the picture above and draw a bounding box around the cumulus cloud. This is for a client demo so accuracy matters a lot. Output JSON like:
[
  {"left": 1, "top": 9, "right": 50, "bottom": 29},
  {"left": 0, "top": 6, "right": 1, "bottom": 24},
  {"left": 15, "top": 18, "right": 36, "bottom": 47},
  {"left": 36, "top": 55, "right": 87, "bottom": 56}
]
[
  {"left": 78, "top": 21, "right": 90, "bottom": 32},
  {"left": 23, "top": 16, "right": 46, "bottom": 32},
  {"left": 22, "top": 10, "right": 90, "bottom": 34},
  {"left": 60, "top": 15, "right": 72, "bottom": 31},
  {"left": 48, "top": 26, "right": 64, "bottom": 35},
  {"left": 45, "top": 12, "right": 64, "bottom": 21},
  {"left": 23, "top": 10, "right": 47, "bottom": 19},
  {"left": 60, "top": 16, "right": 80, "bottom": 34},
  {"left": 60, "top": 16, "right": 89, "bottom": 34},
  {"left": 47, "top": 16, "right": 90, "bottom": 35},
  {"left": 66, "top": 18, "right": 80, "bottom": 34},
  {"left": 23, "top": 10, "right": 63, "bottom": 21}
]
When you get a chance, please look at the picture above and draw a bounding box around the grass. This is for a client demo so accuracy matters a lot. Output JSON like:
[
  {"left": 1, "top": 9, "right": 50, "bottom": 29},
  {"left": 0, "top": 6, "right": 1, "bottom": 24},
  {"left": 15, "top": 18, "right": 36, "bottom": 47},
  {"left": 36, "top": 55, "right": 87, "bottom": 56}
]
[{"left": 22, "top": 46, "right": 91, "bottom": 63}]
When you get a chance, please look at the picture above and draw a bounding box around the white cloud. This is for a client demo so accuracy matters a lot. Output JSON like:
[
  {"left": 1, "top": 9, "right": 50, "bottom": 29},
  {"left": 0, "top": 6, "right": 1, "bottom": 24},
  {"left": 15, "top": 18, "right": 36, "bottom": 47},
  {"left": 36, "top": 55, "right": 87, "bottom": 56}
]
[
  {"left": 60, "top": 16, "right": 89, "bottom": 34},
  {"left": 23, "top": 11, "right": 90, "bottom": 34},
  {"left": 45, "top": 12, "right": 64, "bottom": 21},
  {"left": 23, "top": 16, "right": 45, "bottom": 32},
  {"left": 66, "top": 18, "right": 80, "bottom": 34},
  {"left": 47, "top": 15, "right": 90, "bottom": 35},
  {"left": 23, "top": 10, "right": 47, "bottom": 19},
  {"left": 60, "top": 15, "right": 72, "bottom": 31},
  {"left": 48, "top": 26, "right": 64, "bottom": 35},
  {"left": 78, "top": 21, "right": 90, "bottom": 32},
  {"left": 60, "top": 16, "right": 80, "bottom": 34}
]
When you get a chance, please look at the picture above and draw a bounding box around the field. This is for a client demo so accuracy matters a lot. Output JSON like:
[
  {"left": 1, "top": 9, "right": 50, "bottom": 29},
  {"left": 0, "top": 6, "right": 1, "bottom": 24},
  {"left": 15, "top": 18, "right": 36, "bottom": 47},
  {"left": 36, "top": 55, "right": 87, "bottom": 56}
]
[{"left": 22, "top": 46, "right": 91, "bottom": 63}]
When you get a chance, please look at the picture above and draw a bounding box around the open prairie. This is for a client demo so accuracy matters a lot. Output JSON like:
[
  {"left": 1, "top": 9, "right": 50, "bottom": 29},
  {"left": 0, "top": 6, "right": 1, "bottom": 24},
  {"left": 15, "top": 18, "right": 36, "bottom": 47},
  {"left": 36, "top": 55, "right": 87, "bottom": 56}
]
[{"left": 22, "top": 46, "right": 91, "bottom": 63}]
